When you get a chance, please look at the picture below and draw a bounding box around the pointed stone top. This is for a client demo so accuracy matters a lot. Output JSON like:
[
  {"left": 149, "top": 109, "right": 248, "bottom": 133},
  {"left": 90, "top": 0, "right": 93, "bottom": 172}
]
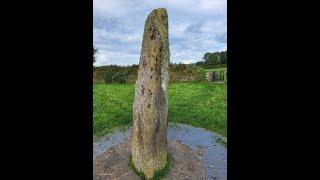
[
  {"left": 145, "top": 8, "right": 169, "bottom": 48},
  {"left": 151, "top": 8, "right": 167, "bottom": 15},
  {"left": 152, "top": 8, "right": 167, "bottom": 22}
]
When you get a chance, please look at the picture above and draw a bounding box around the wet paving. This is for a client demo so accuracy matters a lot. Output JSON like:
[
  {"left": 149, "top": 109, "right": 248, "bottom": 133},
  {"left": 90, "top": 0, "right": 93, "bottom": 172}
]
[
  {"left": 94, "top": 140, "right": 206, "bottom": 180},
  {"left": 93, "top": 123, "right": 227, "bottom": 180}
]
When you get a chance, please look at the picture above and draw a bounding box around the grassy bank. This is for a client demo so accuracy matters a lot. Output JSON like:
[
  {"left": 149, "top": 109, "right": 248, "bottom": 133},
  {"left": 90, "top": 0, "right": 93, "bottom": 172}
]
[{"left": 93, "top": 82, "right": 227, "bottom": 138}]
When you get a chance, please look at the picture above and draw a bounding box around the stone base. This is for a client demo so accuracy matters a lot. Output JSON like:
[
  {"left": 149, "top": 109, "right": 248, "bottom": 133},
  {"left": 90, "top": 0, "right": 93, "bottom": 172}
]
[{"left": 93, "top": 140, "right": 206, "bottom": 180}]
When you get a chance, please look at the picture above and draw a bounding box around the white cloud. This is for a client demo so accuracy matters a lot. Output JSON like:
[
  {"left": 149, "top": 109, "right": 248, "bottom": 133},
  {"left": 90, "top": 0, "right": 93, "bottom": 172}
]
[
  {"left": 94, "top": 49, "right": 140, "bottom": 66},
  {"left": 94, "top": 0, "right": 227, "bottom": 66},
  {"left": 181, "top": 60, "right": 194, "bottom": 64}
]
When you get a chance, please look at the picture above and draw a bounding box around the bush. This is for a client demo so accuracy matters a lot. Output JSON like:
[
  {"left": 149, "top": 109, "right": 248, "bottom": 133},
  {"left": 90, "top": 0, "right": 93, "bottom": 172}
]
[
  {"left": 95, "top": 64, "right": 225, "bottom": 83},
  {"left": 112, "top": 72, "right": 127, "bottom": 83},
  {"left": 104, "top": 71, "right": 114, "bottom": 83},
  {"left": 104, "top": 71, "right": 127, "bottom": 83},
  {"left": 197, "top": 68, "right": 207, "bottom": 82}
]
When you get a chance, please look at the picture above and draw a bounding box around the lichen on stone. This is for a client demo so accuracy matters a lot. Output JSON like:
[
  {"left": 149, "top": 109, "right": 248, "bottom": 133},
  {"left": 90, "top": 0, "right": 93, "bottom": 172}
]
[{"left": 131, "top": 8, "right": 170, "bottom": 179}]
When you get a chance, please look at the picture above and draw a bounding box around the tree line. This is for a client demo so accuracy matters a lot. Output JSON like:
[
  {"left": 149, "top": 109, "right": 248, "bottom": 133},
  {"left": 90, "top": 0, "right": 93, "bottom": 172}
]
[
  {"left": 94, "top": 47, "right": 226, "bottom": 68},
  {"left": 93, "top": 46, "right": 226, "bottom": 83},
  {"left": 195, "top": 51, "right": 227, "bottom": 69}
]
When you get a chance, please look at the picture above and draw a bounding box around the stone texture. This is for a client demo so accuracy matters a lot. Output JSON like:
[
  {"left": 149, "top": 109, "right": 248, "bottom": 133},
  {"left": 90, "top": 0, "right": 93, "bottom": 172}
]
[
  {"left": 93, "top": 140, "right": 205, "bottom": 180},
  {"left": 131, "top": 8, "right": 170, "bottom": 179}
]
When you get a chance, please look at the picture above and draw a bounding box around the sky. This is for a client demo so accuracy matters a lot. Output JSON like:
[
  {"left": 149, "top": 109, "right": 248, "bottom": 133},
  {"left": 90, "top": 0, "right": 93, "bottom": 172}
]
[{"left": 93, "top": 0, "right": 227, "bottom": 66}]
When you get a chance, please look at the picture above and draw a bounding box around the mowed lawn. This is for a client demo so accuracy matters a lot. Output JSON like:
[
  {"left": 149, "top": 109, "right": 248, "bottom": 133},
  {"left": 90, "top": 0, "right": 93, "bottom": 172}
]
[{"left": 93, "top": 82, "right": 227, "bottom": 138}]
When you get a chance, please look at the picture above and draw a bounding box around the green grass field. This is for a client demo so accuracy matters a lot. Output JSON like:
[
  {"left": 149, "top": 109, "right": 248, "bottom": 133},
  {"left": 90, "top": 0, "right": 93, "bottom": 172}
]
[{"left": 93, "top": 82, "right": 227, "bottom": 138}]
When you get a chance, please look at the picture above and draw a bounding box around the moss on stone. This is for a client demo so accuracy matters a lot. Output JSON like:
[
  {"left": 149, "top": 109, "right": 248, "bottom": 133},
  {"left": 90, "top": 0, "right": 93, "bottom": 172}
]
[
  {"left": 152, "top": 153, "right": 171, "bottom": 180},
  {"left": 129, "top": 153, "right": 171, "bottom": 180},
  {"left": 129, "top": 154, "right": 147, "bottom": 180}
]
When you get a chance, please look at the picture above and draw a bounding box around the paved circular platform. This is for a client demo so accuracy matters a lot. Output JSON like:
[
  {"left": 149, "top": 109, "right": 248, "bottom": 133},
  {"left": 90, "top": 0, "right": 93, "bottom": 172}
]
[
  {"left": 93, "top": 123, "right": 227, "bottom": 180},
  {"left": 93, "top": 140, "right": 205, "bottom": 180}
]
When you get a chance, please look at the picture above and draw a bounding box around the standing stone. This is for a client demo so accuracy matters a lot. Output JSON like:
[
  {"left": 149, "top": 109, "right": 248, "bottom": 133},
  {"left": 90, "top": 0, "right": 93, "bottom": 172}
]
[{"left": 131, "top": 8, "right": 170, "bottom": 179}]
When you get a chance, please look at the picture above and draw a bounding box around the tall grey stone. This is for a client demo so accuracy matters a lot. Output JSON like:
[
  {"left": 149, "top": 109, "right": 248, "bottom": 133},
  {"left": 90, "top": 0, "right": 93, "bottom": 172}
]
[{"left": 131, "top": 8, "right": 170, "bottom": 179}]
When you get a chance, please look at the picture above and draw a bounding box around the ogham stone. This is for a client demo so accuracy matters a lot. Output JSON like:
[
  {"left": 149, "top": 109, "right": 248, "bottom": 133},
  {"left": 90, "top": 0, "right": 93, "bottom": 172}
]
[{"left": 131, "top": 8, "right": 170, "bottom": 179}]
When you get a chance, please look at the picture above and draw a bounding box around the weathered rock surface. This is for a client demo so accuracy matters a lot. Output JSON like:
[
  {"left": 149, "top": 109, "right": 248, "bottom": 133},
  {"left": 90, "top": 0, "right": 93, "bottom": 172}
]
[{"left": 131, "top": 8, "right": 170, "bottom": 179}]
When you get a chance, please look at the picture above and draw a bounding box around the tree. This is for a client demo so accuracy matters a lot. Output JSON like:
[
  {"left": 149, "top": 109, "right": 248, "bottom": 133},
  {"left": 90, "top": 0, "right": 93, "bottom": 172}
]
[
  {"left": 203, "top": 52, "right": 211, "bottom": 62},
  {"left": 93, "top": 45, "right": 98, "bottom": 65},
  {"left": 196, "top": 51, "right": 227, "bottom": 69},
  {"left": 195, "top": 61, "right": 203, "bottom": 66},
  {"left": 219, "top": 51, "right": 227, "bottom": 64}
]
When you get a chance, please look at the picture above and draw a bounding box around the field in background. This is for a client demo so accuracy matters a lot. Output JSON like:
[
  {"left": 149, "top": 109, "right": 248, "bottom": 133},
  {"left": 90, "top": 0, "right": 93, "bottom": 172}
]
[
  {"left": 93, "top": 65, "right": 227, "bottom": 83},
  {"left": 93, "top": 82, "right": 227, "bottom": 138}
]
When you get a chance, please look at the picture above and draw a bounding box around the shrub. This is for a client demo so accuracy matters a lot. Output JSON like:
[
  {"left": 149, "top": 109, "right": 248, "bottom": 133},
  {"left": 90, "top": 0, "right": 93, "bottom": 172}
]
[
  {"left": 112, "top": 72, "right": 127, "bottom": 83},
  {"left": 103, "top": 71, "right": 114, "bottom": 83}
]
